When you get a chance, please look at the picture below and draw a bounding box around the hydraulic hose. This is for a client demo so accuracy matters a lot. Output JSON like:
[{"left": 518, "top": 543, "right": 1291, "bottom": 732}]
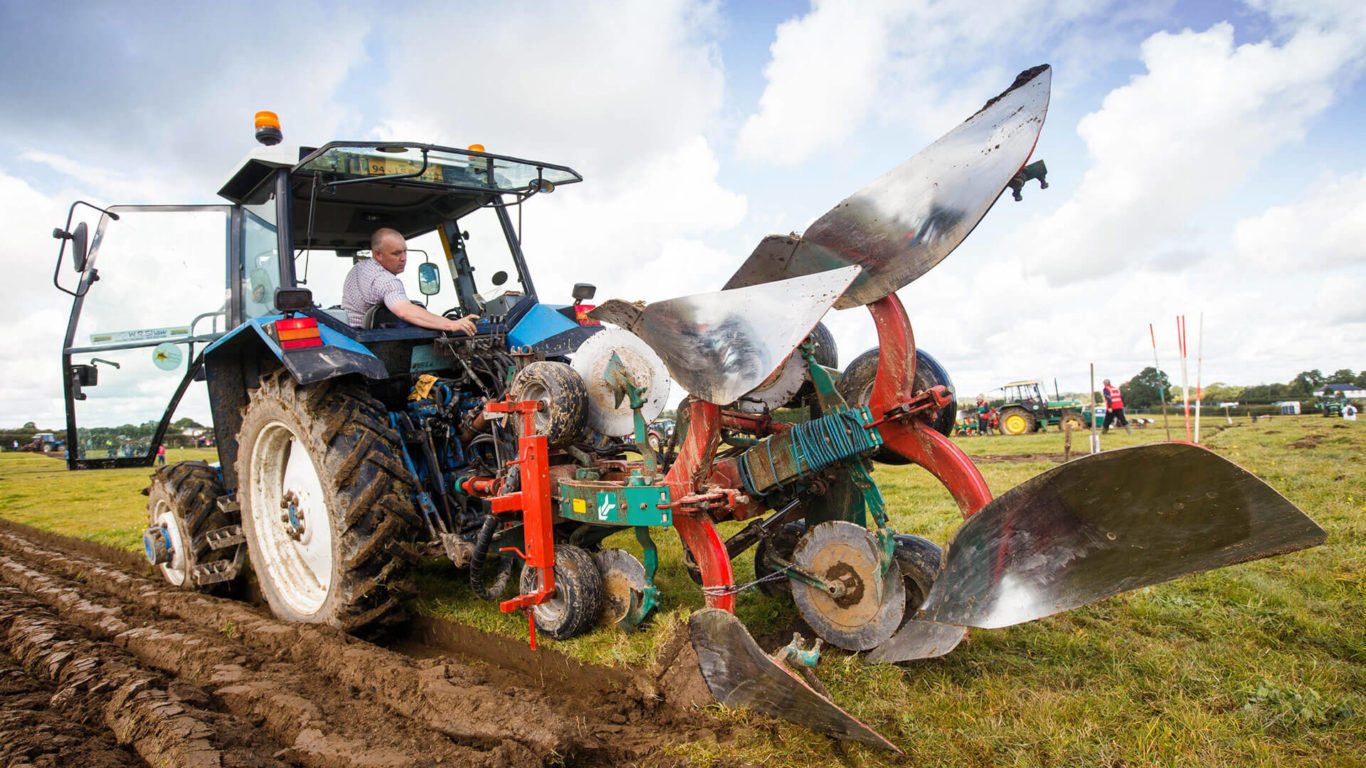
[{"left": 469, "top": 514, "right": 514, "bottom": 601}]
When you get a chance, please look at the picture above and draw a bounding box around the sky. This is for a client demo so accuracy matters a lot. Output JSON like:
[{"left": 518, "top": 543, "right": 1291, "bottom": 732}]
[{"left": 1, "top": 0, "right": 1364, "bottom": 430}]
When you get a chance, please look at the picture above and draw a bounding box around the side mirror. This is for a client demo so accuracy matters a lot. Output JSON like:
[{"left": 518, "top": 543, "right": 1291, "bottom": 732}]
[
  {"left": 572, "top": 283, "right": 596, "bottom": 302},
  {"left": 274, "top": 287, "right": 313, "bottom": 312},
  {"left": 417, "top": 262, "right": 441, "bottom": 296},
  {"left": 53, "top": 221, "right": 90, "bottom": 272}
]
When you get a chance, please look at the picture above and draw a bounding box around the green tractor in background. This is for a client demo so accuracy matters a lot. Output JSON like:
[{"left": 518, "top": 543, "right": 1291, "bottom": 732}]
[{"left": 995, "top": 379, "right": 1086, "bottom": 436}]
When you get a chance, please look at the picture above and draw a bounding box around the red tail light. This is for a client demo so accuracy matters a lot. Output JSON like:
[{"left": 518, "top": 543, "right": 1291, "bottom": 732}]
[{"left": 275, "top": 317, "right": 323, "bottom": 349}]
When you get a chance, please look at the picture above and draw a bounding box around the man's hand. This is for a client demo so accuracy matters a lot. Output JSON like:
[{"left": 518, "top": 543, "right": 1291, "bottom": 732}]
[{"left": 443, "top": 314, "right": 480, "bottom": 336}]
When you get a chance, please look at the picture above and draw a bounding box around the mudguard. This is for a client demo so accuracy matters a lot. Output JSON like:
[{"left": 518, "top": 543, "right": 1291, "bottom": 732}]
[{"left": 203, "top": 316, "right": 387, "bottom": 386}]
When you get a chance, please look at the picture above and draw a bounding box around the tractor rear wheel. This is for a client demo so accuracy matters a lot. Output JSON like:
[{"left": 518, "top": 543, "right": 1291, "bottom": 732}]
[
  {"left": 998, "top": 408, "right": 1035, "bottom": 436},
  {"left": 237, "top": 369, "right": 419, "bottom": 633},
  {"left": 1060, "top": 412, "right": 1085, "bottom": 433},
  {"left": 144, "top": 460, "right": 241, "bottom": 592}
]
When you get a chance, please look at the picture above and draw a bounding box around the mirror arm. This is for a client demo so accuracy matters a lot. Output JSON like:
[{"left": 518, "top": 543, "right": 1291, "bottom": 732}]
[{"left": 53, "top": 200, "right": 120, "bottom": 298}]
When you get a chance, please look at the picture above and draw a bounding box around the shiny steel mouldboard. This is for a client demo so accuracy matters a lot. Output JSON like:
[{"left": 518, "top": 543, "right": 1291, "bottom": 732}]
[
  {"left": 919, "top": 442, "right": 1326, "bottom": 630},
  {"left": 725, "top": 65, "right": 1051, "bottom": 309}
]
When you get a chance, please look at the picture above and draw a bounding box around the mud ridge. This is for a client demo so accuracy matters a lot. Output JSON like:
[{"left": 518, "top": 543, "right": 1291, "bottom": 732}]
[
  {"left": 0, "top": 523, "right": 709, "bottom": 766},
  {"left": 0, "top": 584, "right": 287, "bottom": 768},
  {"left": 0, "top": 552, "right": 513, "bottom": 767}
]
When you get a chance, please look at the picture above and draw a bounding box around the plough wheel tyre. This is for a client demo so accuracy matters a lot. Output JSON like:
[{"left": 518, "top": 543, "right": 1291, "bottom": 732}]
[
  {"left": 146, "top": 460, "right": 237, "bottom": 592},
  {"left": 509, "top": 361, "right": 589, "bottom": 448},
  {"left": 754, "top": 521, "right": 806, "bottom": 597},
  {"left": 892, "top": 534, "right": 942, "bottom": 613},
  {"left": 519, "top": 543, "right": 604, "bottom": 640},
  {"left": 237, "top": 369, "right": 419, "bottom": 634},
  {"left": 838, "top": 348, "right": 956, "bottom": 462},
  {"left": 999, "top": 408, "right": 1034, "bottom": 436}
]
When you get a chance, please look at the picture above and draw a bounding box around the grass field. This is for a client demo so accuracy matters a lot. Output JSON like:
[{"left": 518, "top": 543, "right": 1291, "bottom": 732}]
[{"left": 2, "top": 417, "right": 1363, "bottom": 766}]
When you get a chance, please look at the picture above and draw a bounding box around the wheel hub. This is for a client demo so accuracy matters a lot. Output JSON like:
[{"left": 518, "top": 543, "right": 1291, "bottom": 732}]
[
  {"left": 280, "top": 490, "right": 306, "bottom": 540},
  {"left": 790, "top": 521, "right": 905, "bottom": 651}
]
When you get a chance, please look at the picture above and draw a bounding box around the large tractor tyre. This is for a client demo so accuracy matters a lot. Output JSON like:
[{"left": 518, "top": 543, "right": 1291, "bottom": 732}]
[
  {"left": 998, "top": 408, "right": 1035, "bottom": 436},
  {"left": 892, "top": 534, "right": 942, "bottom": 615},
  {"left": 1060, "top": 411, "right": 1086, "bottom": 433},
  {"left": 837, "top": 348, "right": 957, "bottom": 464},
  {"left": 145, "top": 460, "right": 240, "bottom": 592},
  {"left": 754, "top": 521, "right": 806, "bottom": 598},
  {"left": 509, "top": 361, "right": 589, "bottom": 448},
  {"left": 518, "top": 544, "right": 604, "bottom": 640},
  {"left": 236, "top": 369, "right": 420, "bottom": 633}
]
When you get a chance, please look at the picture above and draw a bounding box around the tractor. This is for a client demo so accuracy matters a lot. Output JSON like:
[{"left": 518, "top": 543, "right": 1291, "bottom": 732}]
[
  {"left": 994, "top": 379, "right": 1087, "bottom": 435},
  {"left": 50, "top": 66, "right": 1324, "bottom": 749}
]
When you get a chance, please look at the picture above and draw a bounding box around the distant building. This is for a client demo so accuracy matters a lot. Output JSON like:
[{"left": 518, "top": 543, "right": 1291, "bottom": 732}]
[{"left": 1313, "top": 383, "right": 1365, "bottom": 399}]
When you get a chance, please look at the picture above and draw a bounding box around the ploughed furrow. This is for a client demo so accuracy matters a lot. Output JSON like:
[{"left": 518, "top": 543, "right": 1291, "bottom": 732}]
[
  {"left": 0, "top": 584, "right": 285, "bottom": 768},
  {"left": 0, "top": 648, "right": 144, "bottom": 768},
  {"left": 0, "top": 524, "right": 695, "bottom": 766},
  {"left": 0, "top": 549, "right": 538, "bottom": 768}
]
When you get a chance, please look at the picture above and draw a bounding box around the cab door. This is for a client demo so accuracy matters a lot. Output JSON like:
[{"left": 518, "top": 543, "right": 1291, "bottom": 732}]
[{"left": 59, "top": 205, "right": 240, "bottom": 469}]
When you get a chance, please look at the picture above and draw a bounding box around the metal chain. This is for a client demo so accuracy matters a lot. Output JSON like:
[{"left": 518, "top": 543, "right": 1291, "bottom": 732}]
[{"left": 701, "top": 565, "right": 793, "bottom": 597}]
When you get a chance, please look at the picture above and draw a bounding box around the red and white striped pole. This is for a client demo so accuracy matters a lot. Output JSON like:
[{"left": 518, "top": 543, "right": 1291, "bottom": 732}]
[
  {"left": 1178, "top": 315, "right": 1190, "bottom": 442},
  {"left": 1194, "top": 313, "right": 1203, "bottom": 444}
]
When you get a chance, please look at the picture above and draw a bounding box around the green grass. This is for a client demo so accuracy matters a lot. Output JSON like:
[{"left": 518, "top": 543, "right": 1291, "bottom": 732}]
[{"left": 3, "top": 420, "right": 1364, "bottom": 766}]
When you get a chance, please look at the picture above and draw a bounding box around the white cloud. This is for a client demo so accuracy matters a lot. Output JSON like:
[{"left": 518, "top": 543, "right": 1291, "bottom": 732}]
[
  {"left": 1019, "top": 16, "right": 1366, "bottom": 285},
  {"left": 1234, "top": 170, "right": 1366, "bottom": 272},
  {"left": 376, "top": 0, "right": 746, "bottom": 305},
  {"left": 0, "top": 2, "right": 370, "bottom": 197},
  {"left": 736, "top": 0, "right": 1121, "bottom": 166},
  {"left": 736, "top": 0, "right": 902, "bottom": 165}
]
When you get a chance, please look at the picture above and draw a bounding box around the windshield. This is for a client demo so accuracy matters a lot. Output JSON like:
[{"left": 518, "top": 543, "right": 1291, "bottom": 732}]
[
  {"left": 294, "top": 205, "right": 528, "bottom": 324},
  {"left": 296, "top": 143, "right": 581, "bottom": 195}
]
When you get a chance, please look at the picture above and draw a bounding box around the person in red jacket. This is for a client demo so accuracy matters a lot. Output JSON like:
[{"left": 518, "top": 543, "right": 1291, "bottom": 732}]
[{"left": 1101, "top": 379, "right": 1131, "bottom": 434}]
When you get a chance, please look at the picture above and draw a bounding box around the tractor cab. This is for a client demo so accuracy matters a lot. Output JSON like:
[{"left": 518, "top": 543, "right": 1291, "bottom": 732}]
[{"left": 51, "top": 128, "right": 584, "bottom": 469}]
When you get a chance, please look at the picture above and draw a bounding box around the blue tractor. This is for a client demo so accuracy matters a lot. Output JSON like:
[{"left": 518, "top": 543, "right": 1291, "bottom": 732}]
[{"left": 51, "top": 120, "right": 628, "bottom": 633}]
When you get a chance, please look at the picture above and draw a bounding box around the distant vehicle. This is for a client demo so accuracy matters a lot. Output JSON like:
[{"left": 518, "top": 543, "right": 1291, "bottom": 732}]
[
  {"left": 994, "top": 380, "right": 1085, "bottom": 435},
  {"left": 646, "top": 418, "right": 675, "bottom": 451}
]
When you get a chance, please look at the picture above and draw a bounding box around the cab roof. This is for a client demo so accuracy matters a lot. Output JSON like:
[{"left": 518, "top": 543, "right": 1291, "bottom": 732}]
[{"left": 218, "top": 141, "right": 583, "bottom": 251}]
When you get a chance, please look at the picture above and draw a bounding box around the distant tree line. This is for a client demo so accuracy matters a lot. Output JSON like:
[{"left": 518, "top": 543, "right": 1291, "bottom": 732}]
[
  {"left": 2, "top": 417, "right": 208, "bottom": 452},
  {"left": 1118, "top": 368, "right": 1365, "bottom": 408}
]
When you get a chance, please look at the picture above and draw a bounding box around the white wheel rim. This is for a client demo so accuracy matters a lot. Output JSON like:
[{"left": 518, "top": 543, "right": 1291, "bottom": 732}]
[
  {"left": 248, "top": 420, "right": 334, "bottom": 616},
  {"left": 153, "top": 498, "right": 189, "bottom": 587},
  {"left": 524, "top": 566, "right": 568, "bottom": 626}
]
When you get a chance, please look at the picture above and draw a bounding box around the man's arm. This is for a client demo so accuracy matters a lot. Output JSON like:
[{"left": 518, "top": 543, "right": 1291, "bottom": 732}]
[{"left": 389, "top": 300, "right": 480, "bottom": 335}]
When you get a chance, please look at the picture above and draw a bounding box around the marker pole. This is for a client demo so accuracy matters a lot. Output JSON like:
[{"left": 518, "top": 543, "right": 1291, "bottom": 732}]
[
  {"left": 1178, "top": 315, "right": 1190, "bottom": 442},
  {"left": 1150, "top": 323, "right": 1171, "bottom": 442},
  {"left": 1195, "top": 313, "right": 1203, "bottom": 444}
]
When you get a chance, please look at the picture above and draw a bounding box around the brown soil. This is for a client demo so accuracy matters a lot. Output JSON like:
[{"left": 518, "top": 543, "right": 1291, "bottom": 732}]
[
  {"left": 0, "top": 518, "right": 730, "bottom": 767},
  {"left": 975, "top": 453, "right": 1069, "bottom": 464},
  {"left": 1289, "top": 435, "right": 1325, "bottom": 450}
]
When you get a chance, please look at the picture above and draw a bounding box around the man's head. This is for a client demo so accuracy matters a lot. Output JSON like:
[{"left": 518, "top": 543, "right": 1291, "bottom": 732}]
[
  {"left": 371, "top": 228, "right": 407, "bottom": 275},
  {"left": 1103, "top": 379, "right": 1111, "bottom": 386}
]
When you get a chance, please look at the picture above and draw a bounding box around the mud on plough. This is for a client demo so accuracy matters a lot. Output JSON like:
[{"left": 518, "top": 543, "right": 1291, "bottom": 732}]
[{"left": 55, "top": 66, "right": 1324, "bottom": 752}]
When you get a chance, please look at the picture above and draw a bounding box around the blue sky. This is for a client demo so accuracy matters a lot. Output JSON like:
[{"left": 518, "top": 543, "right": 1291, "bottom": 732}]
[{"left": 1, "top": 0, "right": 1363, "bottom": 428}]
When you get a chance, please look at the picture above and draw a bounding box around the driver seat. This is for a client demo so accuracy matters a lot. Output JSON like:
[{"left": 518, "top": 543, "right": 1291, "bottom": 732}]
[{"left": 362, "top": 304, "right": 402, "bottom": 330}]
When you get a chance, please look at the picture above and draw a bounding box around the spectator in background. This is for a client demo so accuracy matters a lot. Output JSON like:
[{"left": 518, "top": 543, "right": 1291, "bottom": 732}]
[
  {"left": 1102, "top": 379, "right": 1131, "bottom": 435},
  {"left": 976, "top": 394, "right": 990, "bottom": 436},
  {"left": 156, "top": 444, "right": 167, "bottom": 466}
]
